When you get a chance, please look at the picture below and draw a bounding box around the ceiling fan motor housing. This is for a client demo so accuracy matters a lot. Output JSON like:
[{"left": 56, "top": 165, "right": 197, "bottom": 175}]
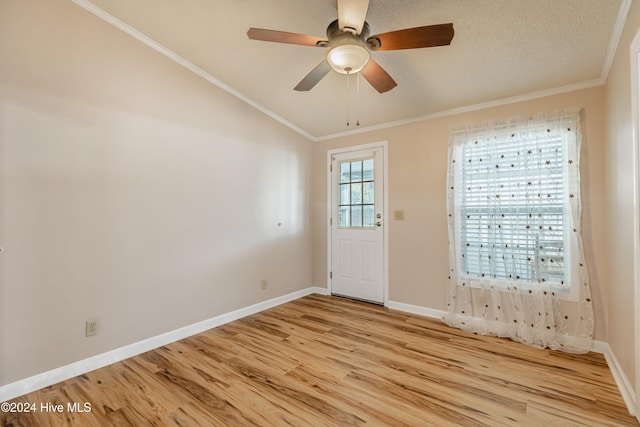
[
  {"left": 327, "top": 19, "right": 370, "bottom": 40},
  {"left": 324, "top": 19, "right": 371, "bottom": 74}
]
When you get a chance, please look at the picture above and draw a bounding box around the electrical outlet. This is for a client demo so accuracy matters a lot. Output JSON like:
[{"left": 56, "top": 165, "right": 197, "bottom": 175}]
[
  {"left": 261, "top": 279, "right": 268, "bottom": 290},
  {"left": 85, "top": 319, "right": 99, "bottom": 337}
]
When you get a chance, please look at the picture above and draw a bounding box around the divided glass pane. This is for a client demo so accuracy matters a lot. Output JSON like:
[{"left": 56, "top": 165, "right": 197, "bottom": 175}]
[
  {"left": 340, "top": 184, "right": 351, "bottom": 205},
  {"left": 351, "top": 205, "right": 363, "bottom": 227},
  {"left": 362, "top": 182, "right": 374, "bottom": 204},
  {"left": 363, "top": 159, "right": 374, "bottom": 181},
  {"left": 351, "top": 183, "right": 362, "bottom": 204},
  {"left": 340, "top": 163, "right": 350, "bottom": 183},
  {"left": 351, "top": 161, "right": 362, "bottom": 182},
  {"left": 337, "top": 156, "right": 375, "bottom": 229},
  {"left": 363, "top": 205, "right": 375, "bottom": 227},
  {"left": 339, "top": 206, "right": 350, "bottom": 227}
]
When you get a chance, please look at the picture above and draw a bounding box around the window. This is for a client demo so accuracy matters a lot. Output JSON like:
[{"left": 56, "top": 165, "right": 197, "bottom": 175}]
[
  {"left": 457, "top": 134, "right": 566, "bottom": 285},
  {"left": 448, "top": 110, "right": 582, "bottom": 295},
  {"left": 338, "top": 158, "right": 375, "bottom": 228},
  {"left": 444, "top": 110, "right": 594, "bottom": 351}
]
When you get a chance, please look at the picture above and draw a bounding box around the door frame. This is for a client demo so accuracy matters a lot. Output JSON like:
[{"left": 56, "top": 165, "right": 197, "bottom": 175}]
[
  {"left": 632, "top": 27, "right": 640, "bottom": 421},
  {"left": 327, "top": 141, "right": 389, "bottom": 304}
]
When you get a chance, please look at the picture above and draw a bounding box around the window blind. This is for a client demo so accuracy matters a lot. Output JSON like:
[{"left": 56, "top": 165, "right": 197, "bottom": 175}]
[{"left": 455, "top": 133, "right": 568, "bottom": 286}]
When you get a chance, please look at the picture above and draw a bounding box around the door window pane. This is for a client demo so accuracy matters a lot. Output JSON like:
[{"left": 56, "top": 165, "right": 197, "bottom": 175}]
[
  {"left": 363, "top": 205, "right": 375, "bottom": 227},
  {"left": 351, "top": 183, "right": 362, "bottom": 204},
  {"left": 340, "top": 163, "right": 350, "bottom": 183},
  {"left": 339, "top": 206, "right": 350, "bottom": 227},
  {"left": 351, "top": 161, "right": 362, "bottom": 181},
  {"left": 362, "top": 182, "right": 374, "bottom": 204},
  {"left": 363, "top": 159, "right": 374, "bottom": 181},
  {"left": 351, "top": 205, "right": 363, "bottom": 227},
  {"left": 340, "top": 184, "right": 350, "bottom": 205},
  {"left": 337, "top": 157, "right": 375, "bottom": 228}
]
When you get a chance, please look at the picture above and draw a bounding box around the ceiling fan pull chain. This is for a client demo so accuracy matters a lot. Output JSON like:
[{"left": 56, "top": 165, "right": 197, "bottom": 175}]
[
  {"left": 356, "top": 73, "right": 360, "bottom": 127},
  {"left": 346, "top": 72, "right": 351, "bottom": 126}
]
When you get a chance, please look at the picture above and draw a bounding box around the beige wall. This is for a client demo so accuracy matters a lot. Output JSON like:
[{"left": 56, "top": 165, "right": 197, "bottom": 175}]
[
  {"left": 604, "top": 0, "right": 640, "bottom": 397},
  {"left": 0, "top": 0, "right": 629, "bottom": 396},
  {"left": 0, "top": 0, "right": 312, "bottom": 385},
  {"left": 312, "top": 87, "right": 609, "bottom": 342}
]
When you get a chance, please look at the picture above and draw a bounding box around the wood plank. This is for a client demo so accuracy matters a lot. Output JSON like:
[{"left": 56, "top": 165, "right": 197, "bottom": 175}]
[{"left": 2, "top": 294, "right": 637, "bottom": 426}]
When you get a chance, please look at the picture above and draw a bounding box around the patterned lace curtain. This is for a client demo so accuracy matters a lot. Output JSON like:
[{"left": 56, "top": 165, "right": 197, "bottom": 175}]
[{"left": 444, "top": 109, "right": 594, "bottom": 353}]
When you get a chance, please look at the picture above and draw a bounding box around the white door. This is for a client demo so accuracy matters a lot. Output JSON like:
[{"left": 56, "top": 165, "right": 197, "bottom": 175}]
[{"left": 330, "top": 146, "right": 385, "bottom": 303}]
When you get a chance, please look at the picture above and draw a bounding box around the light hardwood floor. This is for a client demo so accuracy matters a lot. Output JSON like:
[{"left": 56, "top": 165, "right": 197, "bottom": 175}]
[{"left": 2, "top": 294, "right": 638, "bottom": 426}]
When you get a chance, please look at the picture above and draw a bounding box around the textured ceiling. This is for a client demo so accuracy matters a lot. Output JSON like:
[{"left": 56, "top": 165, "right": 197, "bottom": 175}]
[{"left": 78, "top": 0, "right": 623, "bottom": 140}]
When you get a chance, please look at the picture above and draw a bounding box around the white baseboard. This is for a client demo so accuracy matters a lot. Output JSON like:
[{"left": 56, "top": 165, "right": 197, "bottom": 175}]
[
  {"left": 602, "top": 343, "right": 637, "bottom": 416},
  {"left": 590, "top": 340, "right": 609, "bottom": 354},
  {"left": 385, "top": 300, "right": 447, "bottom": 320},
  {"left": 311, "top": 286, "right": 330, "bottom": 295},
  {"left": 589, "top": 340, "right": 637, "bottom": 416},
  {"left": 0, "top": 286, "right": 327, "bottom": 402}
]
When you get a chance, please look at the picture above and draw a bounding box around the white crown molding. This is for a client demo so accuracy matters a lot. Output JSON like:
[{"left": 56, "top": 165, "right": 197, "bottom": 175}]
[
  {"left": 0, "top": 286, "right": 325, "bottom": 402},
  {"left": 601, "top": 0, "right": 633, "bottom": 81},
  {"left": 316, "top": 78, "right": 605, "bottom": 141},
  {"left": 70, "top": 0, "right": 316, "bottom": 142}
]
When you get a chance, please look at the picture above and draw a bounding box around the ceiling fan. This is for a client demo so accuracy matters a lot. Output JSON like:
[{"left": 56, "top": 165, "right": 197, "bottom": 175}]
[{"left": 247, "top": 0, "right": 454, "bottom": 93}]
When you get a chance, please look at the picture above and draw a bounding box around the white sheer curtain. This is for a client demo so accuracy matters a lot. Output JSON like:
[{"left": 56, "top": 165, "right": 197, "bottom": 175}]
[{"left": 444, "top": 109, "right": 594, "bottom": 353}]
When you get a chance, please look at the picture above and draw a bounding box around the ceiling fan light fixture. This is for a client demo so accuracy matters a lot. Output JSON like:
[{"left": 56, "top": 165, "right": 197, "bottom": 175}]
[{"left": 327, "top": 44, "right": 370, "bottom": 74}]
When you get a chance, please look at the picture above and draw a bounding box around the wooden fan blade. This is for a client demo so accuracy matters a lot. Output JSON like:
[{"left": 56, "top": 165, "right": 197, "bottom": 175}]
[
  {"left": 360, "top": 58, "right": 397, "bottom": 93},
  {"left": 368, "top": 23, "right": 454, "bottom": 51},
  {"left": 247, "top": 28, "right": 326, "bottom": 47},
  {"left": 294, "top": 60, "right": 332, "bottom": 91},
  {"left": 337, "top": 0, "right": 369, "bottom": 35}
]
